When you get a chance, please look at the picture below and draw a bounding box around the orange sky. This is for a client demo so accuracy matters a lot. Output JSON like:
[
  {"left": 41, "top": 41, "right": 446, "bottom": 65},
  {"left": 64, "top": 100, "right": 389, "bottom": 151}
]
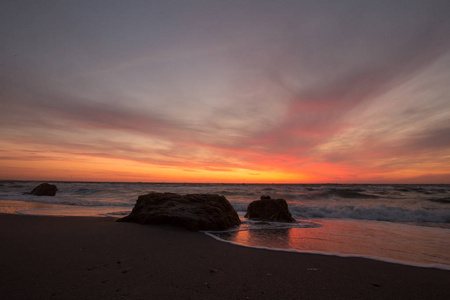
[{"left": 1, "top": 1, "right": 450, "bottom": 183}]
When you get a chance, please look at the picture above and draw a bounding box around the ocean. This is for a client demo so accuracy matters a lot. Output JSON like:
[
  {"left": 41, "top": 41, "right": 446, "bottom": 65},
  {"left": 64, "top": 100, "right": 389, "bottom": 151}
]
[{"left": 1, "top": 181, "right": 449, "bottom": 269}]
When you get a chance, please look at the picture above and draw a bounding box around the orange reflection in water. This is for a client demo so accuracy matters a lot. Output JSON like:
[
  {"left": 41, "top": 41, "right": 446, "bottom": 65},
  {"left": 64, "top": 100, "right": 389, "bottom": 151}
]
[
  {"left": 216, "top": 219, "right": 450, "bottom": 267},
  {"left": 231, "top": 228, "right": 294, "bottom": 250}
]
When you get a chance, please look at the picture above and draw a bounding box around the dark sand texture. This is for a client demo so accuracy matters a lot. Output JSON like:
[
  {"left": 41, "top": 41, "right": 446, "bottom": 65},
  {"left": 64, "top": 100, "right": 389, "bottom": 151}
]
[{"left": 0, "top": 214, "right": 449, "bottom": 299}]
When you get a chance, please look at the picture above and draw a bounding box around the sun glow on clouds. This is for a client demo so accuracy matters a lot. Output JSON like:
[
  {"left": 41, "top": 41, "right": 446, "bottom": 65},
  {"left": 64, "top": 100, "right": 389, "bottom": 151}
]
[
  {"left": 1, "top": 0, "right": 450, "bottom": 183},
  {"left": 0, "top": 146, "right": 303, "bottom": 183}
]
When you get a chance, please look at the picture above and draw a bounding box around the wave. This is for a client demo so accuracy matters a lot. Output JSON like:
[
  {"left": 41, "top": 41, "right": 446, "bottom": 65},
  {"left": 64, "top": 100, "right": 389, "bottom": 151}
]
[
  {"left": 230, "top": 201, "right": 252, "bottom": 213},
  {"left": 205, "top": 219, "right": 322, "bottom": 234},
  {"left": 290, "top": 204, "right": 450, "bottom": 223},
  {"left": 303, "top": 189, "right": 380, "bottom": 199},
  {"left": 327, "top": 189, "right": 379, "bottom": 199},
  {"left": 74, "top": 188, "right": 102, "bottom": 195},
  {"left": 2, "top": 182, "right": 450, "bottom": 224},
  {"left": 214, "top": 190, "right": 257, "bottom": 197},
  {"left": 262, "top": 187, "right": 275, "bottom": 191},
  {"left": 427, "top": 197, "right": 450, "bottom": 204},
  {"left": 395, "top": 186, "right": 450, "bottom": 194}
]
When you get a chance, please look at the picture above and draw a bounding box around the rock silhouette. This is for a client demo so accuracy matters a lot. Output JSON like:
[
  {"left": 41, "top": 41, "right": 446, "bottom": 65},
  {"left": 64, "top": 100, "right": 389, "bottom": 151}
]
[
  {"left": 29, "top": 183, "right": 58, "bottom": 196},
  {"left": 245, "top": 196, "right": 295, "bottom": 222},
  {"left": 118, "top": 192, "right": 241, "bottom": 231}
]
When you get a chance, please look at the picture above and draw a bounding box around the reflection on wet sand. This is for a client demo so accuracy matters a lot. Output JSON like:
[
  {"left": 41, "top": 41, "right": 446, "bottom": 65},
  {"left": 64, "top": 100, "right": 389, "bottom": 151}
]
[
  {"left": 244, "top": 228, "right": 292, "bottom": 249},
  {"left": 210, "top": 219, "right": 450, "bottom": 268}
]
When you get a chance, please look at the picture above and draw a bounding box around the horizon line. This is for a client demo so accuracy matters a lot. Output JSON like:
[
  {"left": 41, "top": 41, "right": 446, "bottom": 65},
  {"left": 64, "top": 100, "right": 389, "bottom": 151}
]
[{"left": 1, "top": 179, "right": 449, "bottom": 185}]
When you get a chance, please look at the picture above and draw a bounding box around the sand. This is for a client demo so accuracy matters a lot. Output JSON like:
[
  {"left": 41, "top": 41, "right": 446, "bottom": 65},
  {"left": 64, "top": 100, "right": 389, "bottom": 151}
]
[{"left": 0, "top": 214, "right": 449, "bottom": 299}]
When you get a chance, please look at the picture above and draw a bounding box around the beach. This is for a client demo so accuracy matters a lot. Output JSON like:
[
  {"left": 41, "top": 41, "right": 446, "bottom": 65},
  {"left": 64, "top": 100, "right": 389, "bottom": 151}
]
[
  {"left": 2, "top": 182, "right": 449, "bottom": 269},
  {"left": 1, "top": 213, "right": 449, "bottom": 299}
]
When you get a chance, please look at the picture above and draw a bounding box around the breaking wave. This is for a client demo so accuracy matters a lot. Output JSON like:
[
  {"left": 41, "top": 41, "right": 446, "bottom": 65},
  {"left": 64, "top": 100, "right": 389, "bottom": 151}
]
[{"left": 290, "top": 203, "right": 450, "bottom": 223}]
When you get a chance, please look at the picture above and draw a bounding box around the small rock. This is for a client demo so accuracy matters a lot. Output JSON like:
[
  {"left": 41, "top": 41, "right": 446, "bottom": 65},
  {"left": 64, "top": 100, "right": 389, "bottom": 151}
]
[
  {"left": 245, "top": 198, "right": 295, "bottom": 222},
  {"left": 29, "top": 183, "right": 58, "bottom": 196}
]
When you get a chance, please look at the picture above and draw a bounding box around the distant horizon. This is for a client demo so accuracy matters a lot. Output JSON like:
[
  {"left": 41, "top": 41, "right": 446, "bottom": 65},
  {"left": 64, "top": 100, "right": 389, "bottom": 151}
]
[{"left": 2, "top": 179, "right": 449, "bottom": 185}]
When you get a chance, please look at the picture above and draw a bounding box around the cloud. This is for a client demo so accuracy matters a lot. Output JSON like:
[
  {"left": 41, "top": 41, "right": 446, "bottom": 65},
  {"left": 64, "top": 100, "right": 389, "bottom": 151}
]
[
  {"left": 401, "top": 173, "right": 450, "bottom": 184},
  {"left": 224, "top": 4, "right": 450, "bottom": 168},
  {"left": 1, "top": 0, "right": 450, "bottom": 182}
]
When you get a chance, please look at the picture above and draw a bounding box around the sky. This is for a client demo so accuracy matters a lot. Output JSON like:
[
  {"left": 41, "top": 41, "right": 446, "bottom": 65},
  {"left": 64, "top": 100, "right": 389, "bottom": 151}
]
[{"left": 1, "top": 0, "right": 450, "bottom": 183}]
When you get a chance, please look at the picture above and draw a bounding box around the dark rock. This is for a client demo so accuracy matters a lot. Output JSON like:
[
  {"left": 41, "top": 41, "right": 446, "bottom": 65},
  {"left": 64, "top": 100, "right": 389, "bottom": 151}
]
[
  {"left": 245, "top": 198, "right": 295, "bottom": 222},
  {"left": 117, "top": 192, "right": 241, "bottom": 231},
  {"left": 260, "top": 195, "right": 271, "bottom": 200},
  {"left": 29, "top": 183, "right": 58, "bottom": 196}
]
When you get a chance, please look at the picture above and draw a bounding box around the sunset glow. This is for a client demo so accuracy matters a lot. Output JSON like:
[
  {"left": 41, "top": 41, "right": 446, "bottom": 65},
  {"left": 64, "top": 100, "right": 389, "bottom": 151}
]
[{"left": 1, "top": 1, "right": 449, "bottom": 183}]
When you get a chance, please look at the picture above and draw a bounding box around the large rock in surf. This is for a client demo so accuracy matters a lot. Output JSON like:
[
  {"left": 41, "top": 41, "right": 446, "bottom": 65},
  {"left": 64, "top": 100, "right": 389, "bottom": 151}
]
[
  {"left": 245, "top": 196, "right": 295, "bottom": 222},
  {"left": 30, "top": 183, "right": 58, "bottom": 196},
  {"left": 118, "top": 192, "right": 241, "bottom": 231}
]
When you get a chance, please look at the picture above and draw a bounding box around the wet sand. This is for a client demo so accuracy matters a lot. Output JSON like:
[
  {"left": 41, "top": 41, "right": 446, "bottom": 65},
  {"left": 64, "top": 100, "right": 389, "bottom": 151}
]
[{"left": 0, "top": 213, "right": 449, "bottom": 299}]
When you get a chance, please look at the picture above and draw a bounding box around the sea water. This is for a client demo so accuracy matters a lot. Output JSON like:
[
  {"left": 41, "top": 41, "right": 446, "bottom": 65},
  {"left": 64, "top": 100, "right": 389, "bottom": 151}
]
[{"left": 1, "top": 181, "right": 449, "bottom": 269}]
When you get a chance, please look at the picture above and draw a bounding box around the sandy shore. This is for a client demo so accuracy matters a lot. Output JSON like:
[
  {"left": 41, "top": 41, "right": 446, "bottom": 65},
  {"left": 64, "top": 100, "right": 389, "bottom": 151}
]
[{"left": 0, "top": 214, "right": 449, "bottom": 299}]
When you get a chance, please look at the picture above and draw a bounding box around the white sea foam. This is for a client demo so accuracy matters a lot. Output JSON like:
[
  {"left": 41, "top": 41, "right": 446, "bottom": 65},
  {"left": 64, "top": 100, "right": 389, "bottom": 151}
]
[{"left": 289, "top": 203, "right": 450, "bottom": 223}]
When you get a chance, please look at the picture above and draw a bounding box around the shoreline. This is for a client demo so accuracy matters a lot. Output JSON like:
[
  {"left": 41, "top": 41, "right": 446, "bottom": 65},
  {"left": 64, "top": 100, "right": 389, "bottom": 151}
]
[
  {"left": 1, "top": 213, "right": 449, "bottom": 299},
  {"left": 0, "top": 199, "right": 131, "bottom": 218},
  {"left": 204, "top": 231, "right": 450, "bottom": 271},
  {"left": 2, "top": 199, "right": 450, "bottom": 271}
]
